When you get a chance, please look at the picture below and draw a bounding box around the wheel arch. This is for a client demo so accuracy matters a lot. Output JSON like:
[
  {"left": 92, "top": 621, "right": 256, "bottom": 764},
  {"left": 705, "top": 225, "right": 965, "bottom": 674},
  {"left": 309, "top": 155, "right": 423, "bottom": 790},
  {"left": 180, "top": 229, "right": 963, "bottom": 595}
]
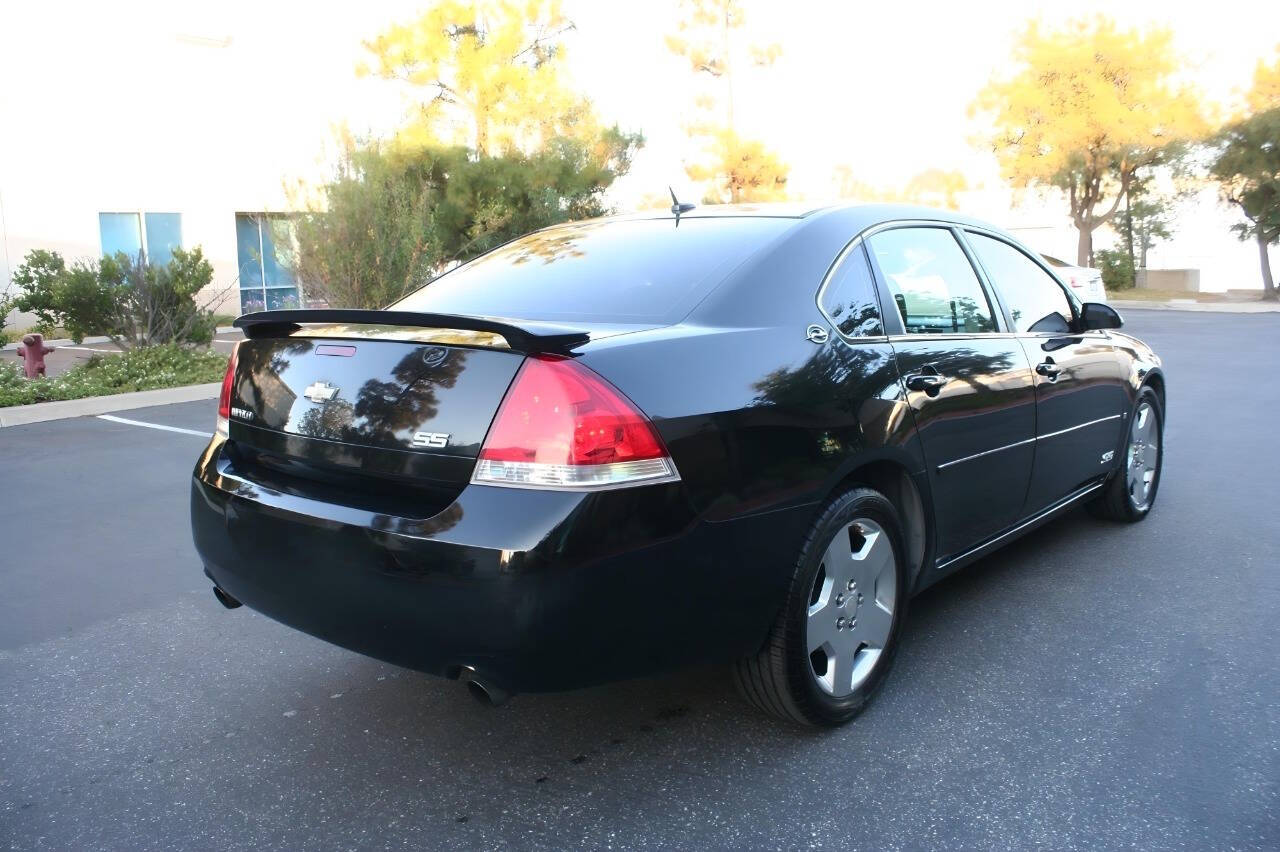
[
  {"left": 1143, "top": 369, "right": 1167, "bottom": 412},
  {"left": 828, "top": 457, "right": 931, "bottom": 590}
]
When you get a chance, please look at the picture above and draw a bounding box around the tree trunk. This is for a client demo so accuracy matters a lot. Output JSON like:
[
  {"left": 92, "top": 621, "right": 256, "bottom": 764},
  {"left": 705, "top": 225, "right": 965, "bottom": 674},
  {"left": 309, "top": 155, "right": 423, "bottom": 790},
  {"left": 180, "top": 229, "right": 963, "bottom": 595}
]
[
  {"left": 1259, "top": 232, "right": 1278, "bottom": 301},
  {"left": 1124, "top": 189, "right": 1135, "bottom": 272},
  {"left": 1076, "top": 226, "right": 1092, "bottom": 267}
]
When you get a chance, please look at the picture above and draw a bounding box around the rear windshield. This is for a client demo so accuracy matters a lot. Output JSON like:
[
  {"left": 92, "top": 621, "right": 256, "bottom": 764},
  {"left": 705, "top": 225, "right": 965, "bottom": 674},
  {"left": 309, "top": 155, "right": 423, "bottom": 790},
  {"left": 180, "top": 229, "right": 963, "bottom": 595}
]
[{"left": 392, "top": 217, "right": 794, "bottom": 324}]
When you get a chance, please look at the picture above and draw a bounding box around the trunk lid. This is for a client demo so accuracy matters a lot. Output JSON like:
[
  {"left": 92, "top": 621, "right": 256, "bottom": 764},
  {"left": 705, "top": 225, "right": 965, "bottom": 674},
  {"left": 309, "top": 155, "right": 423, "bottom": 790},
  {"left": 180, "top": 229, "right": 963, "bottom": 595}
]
[
  {"left": 223, "top": 310, "right": 663, "bottom": 508},
  {"left": 227, "top": 335, "right": 522, "bottom": 489}
]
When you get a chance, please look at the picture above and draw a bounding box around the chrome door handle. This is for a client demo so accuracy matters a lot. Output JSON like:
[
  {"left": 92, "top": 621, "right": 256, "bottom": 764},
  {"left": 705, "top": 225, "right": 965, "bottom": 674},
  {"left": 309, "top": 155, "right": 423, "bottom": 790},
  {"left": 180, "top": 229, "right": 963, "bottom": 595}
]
[
  {"left": 1036, "top": 360, "right": 1061, "bottom": 380},
  {"left": 905, "top": 372, "right": 947, "bottom": 394}
]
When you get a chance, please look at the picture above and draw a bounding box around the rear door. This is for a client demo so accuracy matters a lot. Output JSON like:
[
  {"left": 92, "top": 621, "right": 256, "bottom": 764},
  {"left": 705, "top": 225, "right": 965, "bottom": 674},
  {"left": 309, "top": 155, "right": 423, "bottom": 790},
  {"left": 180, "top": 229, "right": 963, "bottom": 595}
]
[
  {"left": 963, "top": 231, "right": 1129, "bottom": 515},
  {"left": 865, "top": 225, "right": 1038, "bottom": 561}
]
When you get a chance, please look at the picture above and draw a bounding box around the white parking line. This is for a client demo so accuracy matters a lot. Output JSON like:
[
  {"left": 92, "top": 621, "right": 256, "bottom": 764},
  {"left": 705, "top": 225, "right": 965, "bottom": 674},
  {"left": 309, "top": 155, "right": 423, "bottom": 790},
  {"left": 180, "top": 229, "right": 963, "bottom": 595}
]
[{"left": 96, "top": 414, "right": 210, "bottom": 437}]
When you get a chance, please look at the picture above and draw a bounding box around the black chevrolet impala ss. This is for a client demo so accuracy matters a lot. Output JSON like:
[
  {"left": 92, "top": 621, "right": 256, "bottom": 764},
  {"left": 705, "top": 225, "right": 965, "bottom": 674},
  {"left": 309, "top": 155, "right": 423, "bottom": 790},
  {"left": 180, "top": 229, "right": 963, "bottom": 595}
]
[{"left": 191, "top": 203, "right": 1165, "bottom": 726}]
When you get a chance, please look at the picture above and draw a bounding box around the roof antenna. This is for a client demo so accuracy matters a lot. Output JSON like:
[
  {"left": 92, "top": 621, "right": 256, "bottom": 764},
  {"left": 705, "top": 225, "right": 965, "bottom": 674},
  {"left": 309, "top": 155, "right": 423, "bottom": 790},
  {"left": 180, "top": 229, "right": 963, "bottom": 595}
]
[{"left": 669, "top": 186, "right": 695, "bottom": 225}]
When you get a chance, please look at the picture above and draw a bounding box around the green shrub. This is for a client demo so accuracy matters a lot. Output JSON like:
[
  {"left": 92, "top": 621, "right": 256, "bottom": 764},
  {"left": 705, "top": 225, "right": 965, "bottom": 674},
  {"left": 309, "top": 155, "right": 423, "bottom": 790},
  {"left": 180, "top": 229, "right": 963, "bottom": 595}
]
[
  {"left": 1095, "top": 248, "right": 1135, "bottom": 291},
  {"left": 12, "top": 247, "right": 217, "bottom": 346},
  {"left": 0, "top": 344, "right": 228, "bottom": 407}
]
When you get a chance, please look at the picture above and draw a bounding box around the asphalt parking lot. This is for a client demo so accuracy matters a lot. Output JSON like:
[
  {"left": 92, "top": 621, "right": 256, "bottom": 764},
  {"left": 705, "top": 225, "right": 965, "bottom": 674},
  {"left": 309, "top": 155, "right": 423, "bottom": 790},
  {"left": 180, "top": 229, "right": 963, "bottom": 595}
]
[{"left": 1, "top": 309, "right": 1277, "bottom": 851}]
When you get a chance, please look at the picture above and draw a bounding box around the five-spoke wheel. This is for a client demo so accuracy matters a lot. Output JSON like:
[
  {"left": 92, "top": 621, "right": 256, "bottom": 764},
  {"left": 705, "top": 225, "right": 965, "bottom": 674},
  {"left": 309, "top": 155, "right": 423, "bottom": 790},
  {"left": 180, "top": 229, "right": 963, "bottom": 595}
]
[{"left": 1126, "top": 400, "right": 1160, "bottom": 511}]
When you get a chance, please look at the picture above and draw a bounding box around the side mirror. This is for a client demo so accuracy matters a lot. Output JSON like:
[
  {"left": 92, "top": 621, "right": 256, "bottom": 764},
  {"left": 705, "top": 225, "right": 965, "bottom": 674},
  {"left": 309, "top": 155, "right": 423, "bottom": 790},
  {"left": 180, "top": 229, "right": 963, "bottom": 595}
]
[{"left": 1080, "top": 302, "right": 1123, "bottom": 331}]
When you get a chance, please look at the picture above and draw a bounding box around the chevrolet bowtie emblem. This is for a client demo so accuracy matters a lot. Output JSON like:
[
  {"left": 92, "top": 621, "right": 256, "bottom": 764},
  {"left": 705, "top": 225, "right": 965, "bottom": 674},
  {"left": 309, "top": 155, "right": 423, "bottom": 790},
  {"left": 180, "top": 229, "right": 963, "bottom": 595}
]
[{"left": 303, "top": 381, "right": 340, "bottom": 403}]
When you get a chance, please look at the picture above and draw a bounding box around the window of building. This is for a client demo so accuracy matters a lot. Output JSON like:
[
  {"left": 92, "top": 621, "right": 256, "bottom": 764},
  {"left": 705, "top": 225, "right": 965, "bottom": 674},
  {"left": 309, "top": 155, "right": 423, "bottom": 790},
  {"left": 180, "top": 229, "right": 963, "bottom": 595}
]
[
  {"left": 967, "top": 233, "right": 1073, "bottom": 333},
  {"left": 866, "top": 227, "right": 996, "bottom": 334},
  {"left": 98, "top": 212, "right": 182, "bottom": 265},
  {"left": 235, "top": 213, "right": 300, "bottom": 313},
  {"left": 820, "top": 242, "right": 883, "bottom": 338}
]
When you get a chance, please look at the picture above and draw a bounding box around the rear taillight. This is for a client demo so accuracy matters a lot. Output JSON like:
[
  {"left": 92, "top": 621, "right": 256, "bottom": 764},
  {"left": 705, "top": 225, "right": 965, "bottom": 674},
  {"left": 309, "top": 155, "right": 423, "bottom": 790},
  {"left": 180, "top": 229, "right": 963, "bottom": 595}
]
[
  {"left": 472, "top": 354, "right": 678, "bottom": 490},
  {"left": 215, "top": 342, "right": 239, "bottom": 438}
]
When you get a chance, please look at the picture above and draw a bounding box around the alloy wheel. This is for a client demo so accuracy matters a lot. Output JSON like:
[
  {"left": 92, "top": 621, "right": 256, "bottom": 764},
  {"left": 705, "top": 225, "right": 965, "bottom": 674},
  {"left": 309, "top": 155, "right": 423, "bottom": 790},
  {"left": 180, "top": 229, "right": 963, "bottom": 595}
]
[{"left": 1126, "top": 401, "right": 1160, "bottom": 511}]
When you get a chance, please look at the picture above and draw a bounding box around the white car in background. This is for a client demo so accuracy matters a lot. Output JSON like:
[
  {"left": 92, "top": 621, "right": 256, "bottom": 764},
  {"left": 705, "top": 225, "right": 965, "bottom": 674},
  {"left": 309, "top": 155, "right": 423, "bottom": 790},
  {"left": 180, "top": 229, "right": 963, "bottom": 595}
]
[{"left": 1042, "top": 254, "right": 1108, "bottom": 303}]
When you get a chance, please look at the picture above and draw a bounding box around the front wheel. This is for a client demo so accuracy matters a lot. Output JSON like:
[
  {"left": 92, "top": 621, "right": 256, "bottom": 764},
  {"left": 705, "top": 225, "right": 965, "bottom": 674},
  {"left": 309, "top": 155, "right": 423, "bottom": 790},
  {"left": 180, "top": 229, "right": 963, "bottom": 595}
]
[
  {"left": 733, "top": 487, "right": 908, "bottom": 726},
  {"left": 1089, "top": 386, "right": 1164, "bottom": 522}
]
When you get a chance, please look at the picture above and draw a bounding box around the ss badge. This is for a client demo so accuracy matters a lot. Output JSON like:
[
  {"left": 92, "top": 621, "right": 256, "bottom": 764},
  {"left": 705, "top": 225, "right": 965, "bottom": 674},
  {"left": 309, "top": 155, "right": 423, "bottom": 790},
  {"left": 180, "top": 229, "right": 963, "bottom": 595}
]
[{"left": 411, "top": 431, "right": 450, "bottom": 449}]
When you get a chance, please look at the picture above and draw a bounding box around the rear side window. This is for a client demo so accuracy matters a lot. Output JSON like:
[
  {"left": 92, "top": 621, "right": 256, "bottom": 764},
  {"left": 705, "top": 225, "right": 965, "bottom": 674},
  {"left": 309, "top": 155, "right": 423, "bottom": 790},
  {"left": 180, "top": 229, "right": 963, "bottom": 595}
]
[
  {"left": 967, "top": 233, "right": 1073, "bottom": 333},
  {"left": 866, "top": 227, "right": 996, "bottom": 334},
  {"left": 393, "top": 217, "right": 793, "bottom": 324},
  {"left": 820, "top": 242, "right": 883, "bottom": 338}
]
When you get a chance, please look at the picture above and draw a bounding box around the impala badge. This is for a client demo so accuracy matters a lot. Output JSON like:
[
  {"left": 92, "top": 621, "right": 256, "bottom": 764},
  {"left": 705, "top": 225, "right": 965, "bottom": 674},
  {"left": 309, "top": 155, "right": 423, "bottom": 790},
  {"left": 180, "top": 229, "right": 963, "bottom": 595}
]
[{"left": 303, "top": 381, "right": 340, "bottom": 403}]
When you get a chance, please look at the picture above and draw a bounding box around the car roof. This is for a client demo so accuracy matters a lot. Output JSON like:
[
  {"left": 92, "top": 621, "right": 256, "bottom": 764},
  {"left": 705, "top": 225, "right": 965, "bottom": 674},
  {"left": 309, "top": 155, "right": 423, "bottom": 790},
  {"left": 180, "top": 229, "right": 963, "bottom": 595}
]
[{"left": 590, "top": 201, "right": 1014, "bottom": 237}]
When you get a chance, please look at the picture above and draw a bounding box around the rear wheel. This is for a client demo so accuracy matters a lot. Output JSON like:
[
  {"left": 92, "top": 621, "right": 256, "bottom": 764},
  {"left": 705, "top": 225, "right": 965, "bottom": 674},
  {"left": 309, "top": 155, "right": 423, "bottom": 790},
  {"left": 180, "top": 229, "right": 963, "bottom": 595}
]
[
  {"left": 1089, "top": 386, "right": 1163, "bottom": 522},
  {"left": 733, "top": 487, "right": 908, "bottom": 726}
]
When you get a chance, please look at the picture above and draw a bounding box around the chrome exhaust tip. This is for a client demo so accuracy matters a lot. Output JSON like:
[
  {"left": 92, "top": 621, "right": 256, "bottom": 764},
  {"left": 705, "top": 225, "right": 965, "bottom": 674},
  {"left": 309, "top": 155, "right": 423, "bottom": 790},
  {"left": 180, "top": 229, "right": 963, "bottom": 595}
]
[
  {"left": 460, "top": 666, "right": 511, "bottom": 707},
  {"left": 212, "top": 585, "right": 242, "bottom": 609}
]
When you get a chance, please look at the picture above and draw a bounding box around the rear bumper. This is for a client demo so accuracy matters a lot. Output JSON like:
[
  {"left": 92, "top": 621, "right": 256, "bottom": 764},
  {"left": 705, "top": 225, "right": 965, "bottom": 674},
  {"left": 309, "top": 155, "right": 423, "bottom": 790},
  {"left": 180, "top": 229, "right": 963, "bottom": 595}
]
[{"left": 191, "top": 437, "right": 810, "bottom": 693}]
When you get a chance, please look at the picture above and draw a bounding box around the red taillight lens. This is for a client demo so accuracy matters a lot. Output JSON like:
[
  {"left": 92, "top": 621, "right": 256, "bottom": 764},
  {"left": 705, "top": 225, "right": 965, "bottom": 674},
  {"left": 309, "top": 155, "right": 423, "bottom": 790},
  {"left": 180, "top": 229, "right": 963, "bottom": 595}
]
[
  {"left": 215, "top": 343, "right": 239, "bottom": 437},
  {"left": 473, "top": 355, "right": 678, "bottom": 489}
]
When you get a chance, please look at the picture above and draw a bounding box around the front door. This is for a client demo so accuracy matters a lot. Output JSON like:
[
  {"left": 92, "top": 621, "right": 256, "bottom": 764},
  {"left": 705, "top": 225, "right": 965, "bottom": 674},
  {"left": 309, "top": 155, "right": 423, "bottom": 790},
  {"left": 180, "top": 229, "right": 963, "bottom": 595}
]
[
  {"left": 865, "top": 225, "right": 1038, "bottom": 561},
  {"left": 963, "top": 231, "right": 1129, "bottom": 515}
]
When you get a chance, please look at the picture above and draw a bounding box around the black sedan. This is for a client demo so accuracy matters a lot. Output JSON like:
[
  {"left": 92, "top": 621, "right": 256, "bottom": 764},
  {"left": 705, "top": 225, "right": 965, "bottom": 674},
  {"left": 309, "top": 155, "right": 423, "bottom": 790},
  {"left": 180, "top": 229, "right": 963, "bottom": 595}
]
[{"left": 191, "top": 203, "right": 1165, "bottom": 726}]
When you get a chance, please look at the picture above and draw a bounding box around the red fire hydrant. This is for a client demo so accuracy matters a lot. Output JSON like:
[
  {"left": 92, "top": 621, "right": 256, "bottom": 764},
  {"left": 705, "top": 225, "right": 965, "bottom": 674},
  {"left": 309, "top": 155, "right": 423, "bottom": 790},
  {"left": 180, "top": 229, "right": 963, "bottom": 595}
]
[{"left": 16, "top": 333, "right": 54, "bottom": 378}]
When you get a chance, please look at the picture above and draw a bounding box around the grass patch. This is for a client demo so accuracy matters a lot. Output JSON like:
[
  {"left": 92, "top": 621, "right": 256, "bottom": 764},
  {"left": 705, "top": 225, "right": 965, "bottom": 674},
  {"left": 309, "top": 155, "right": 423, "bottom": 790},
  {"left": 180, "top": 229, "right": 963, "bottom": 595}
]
[
  {"left": 211, "top": 314, "right": 238, "bottom": 328},
  {"left": 0, "top": 344, "right": 228, "bottom": 407}
]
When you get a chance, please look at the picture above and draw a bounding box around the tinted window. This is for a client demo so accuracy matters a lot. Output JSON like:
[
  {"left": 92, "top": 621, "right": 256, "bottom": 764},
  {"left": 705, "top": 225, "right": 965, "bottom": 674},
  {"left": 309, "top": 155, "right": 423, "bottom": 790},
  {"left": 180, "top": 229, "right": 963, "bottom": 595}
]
[
  {"left": 820, "top": 242, "right": 883, "bottom": 337},
  {"left": 968, "top": 234, "right": 1073, "bottom": 333},
  {"left": 866, "top": 227, "right": 996, "bottom": 334},
  {"left": 394, "top": 217, "right": 793, "bottom": 323}
]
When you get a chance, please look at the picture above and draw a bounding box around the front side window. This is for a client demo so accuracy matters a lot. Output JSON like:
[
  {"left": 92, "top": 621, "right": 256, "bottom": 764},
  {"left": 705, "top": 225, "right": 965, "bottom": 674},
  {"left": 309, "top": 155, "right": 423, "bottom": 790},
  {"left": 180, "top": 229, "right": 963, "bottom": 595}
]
[
  {"left": 236, "top": 213, "right": 301, "bottom": 313},
  {"left": 866, "top": 227, "right": 996, "bottom": 334},
  {"left": 820, "top": 242, "right": 883, "bottom": 338},
  {"left": 967, "top": 233, "right": 1073, "bottom": 333}
]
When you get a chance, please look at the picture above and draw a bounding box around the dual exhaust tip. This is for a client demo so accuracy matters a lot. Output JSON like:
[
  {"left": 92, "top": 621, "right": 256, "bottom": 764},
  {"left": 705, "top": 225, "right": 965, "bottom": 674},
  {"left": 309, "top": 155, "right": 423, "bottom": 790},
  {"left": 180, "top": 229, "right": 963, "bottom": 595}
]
[
  {"left": 460, "top": 666, "right": 511, "bottom": 707},
  {"left": 209, "top": 585, "right": 511, "bottom": 707}
]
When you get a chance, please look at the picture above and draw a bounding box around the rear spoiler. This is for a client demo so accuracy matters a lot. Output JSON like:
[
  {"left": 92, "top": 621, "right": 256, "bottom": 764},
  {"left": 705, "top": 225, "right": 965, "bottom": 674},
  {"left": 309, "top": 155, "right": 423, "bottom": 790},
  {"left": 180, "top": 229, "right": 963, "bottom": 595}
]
[{"left": 233, "top": 309, "right": 591, "bottom": 354}]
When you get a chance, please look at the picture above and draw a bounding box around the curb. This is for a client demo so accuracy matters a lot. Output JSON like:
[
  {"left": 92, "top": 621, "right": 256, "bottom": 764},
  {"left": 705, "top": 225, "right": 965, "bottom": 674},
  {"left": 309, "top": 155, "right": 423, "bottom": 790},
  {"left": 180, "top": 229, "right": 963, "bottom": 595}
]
[
  {"left": 0, "top": 382, "right": 221, "bottom": 427},
  {"left": 1115, "top": 300, "right": 1280, "bottom": 313},
  {"left": 1, "top": 326, "right": 240, "bottom": 352}
]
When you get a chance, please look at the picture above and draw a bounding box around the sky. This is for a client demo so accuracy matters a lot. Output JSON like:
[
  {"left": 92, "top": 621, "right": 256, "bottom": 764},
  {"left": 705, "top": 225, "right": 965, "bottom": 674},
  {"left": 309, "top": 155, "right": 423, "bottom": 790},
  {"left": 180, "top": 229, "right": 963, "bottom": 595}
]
[{"left": 0, "top": 0, "right": 1277, "bottom": 288}]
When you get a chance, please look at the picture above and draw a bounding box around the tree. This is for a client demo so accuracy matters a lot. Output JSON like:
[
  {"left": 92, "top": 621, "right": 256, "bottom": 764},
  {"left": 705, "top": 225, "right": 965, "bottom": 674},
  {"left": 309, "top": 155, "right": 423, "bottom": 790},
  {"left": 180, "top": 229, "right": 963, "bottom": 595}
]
[
  {"left": 300, "top": 1, "right": 643, "bottom": 309},
  {"left": 361, "top": 0, "right": 586, "bottom": 156},
  {"left": 291, "top": 139, "right": 442, "bottom": 310},
  {"left": 666, "top": 0, "right": 788, "bottom": 203},
  {"left": 1211, "top": 109, "right": 1280, "bottom": 300},
  {"left": 834, "top": 166, "right": 969, "bottom": 210},
  {"left": 11, "top": 248, "right": 217, "bottom": 346},
  {"left": 972, "top": 17, "right": 1208, "bottom": 265},
  {"left": 1245, "top": 46, "right": 1280, "bottom": 114},
  {"left": 689, "top": 127, "right": 787, "bottom": 204},
  {"left": 292, "top": 130, "right": 642, "bottom": 309},
  {"left": 1210, "top": 49, "right": 1280, "bottom": 301},
  {"left": 1119, "top": 177, "right": 1177, "bottom": 270}
]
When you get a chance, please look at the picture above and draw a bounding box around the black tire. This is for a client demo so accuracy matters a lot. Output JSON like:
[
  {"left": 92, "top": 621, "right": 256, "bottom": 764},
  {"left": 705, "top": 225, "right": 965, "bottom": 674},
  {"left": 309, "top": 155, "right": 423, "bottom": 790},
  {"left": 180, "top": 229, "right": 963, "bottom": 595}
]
[
  {"left": 733, "top": 486, "right": 909, "bottom": 727},
  {"left": 1088, "top": 385, "right": 1164, "bottom": 523}
]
